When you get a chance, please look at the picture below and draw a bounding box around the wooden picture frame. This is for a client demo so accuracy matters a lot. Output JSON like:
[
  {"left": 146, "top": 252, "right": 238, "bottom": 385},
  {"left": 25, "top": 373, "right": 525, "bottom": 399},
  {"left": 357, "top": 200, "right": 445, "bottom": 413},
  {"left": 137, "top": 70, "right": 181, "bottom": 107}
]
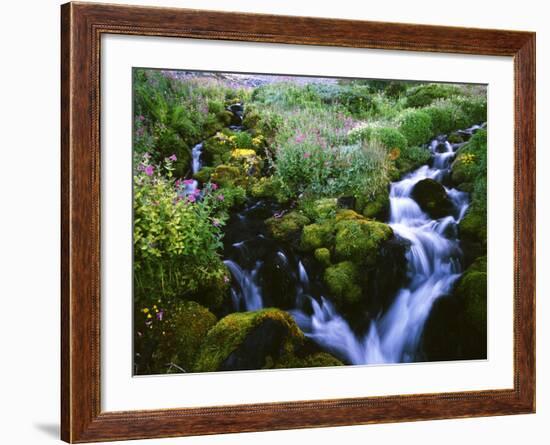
[{"left": 61, "top": 2, "right": 535, "bottom": 442}]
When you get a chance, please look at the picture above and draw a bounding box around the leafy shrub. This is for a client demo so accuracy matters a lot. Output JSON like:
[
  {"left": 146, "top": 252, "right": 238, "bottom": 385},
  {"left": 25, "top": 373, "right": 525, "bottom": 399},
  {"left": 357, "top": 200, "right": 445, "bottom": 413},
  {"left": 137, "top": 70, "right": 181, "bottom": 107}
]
[
  {"left": 404, "top": 83, "right": 462, "bottom": 108},
  {"left": 348, "top": 124, "right": 408, "bottom": 151},
  {"left": 398, "top": 110, "right": 433, "bottom": 145}
]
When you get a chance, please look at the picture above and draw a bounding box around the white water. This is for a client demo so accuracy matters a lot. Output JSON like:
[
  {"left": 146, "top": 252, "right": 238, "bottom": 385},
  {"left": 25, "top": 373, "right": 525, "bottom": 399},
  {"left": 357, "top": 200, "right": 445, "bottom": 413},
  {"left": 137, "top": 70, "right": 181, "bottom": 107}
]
[
  {"left": 223, "top": 259, "right": 263, "bottom": 311},
  {"left": 291, "top": 128, "right": 476, "bottom": 365},
  {"left": 191, "top": 142, "right": 203, "bottom": 174}
]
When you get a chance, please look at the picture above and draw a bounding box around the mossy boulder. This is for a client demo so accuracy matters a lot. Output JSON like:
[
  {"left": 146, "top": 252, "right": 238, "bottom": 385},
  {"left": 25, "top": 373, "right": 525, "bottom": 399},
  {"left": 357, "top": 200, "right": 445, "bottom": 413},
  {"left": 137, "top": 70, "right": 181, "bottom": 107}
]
[
  {"left": 274, "top": 351, "right": 344, "bottom": 369},
  {"left": 202, "top": 132, "right": 233, "bottom": 167},
  {"left": 193, "top": 166, "right": 214, "bottom": 183},
  {"left": 265, "top": 211, "right": 310, "bottom": 243},
  {"left": 314, "top": 247, "right": 331, "bottom": 267},
  {"left": 300, "top": 223, "right": 334, "bottom": 251},
  {"left": 324, "top": 261, "right": 363, "bottom": 308},
  {"left": 334, "top": 219, "right": 393, "bottom": 266},
  {"left": 411, "top": 178, "right": 454, "bottom": 219},
  {"left": 459, "top": 206, "right": 486, "bottom": 264},
  {"left": 356, "top": 188, "right": 390, "bottom": 220},
  {"left": 164, "top": 301, "right": 217, "bottom": 372},
  {"left": 448, "top": 132, "right": 465, "bottom": 144},
  {"left": 193, "top": 308, "right": 304, "bottom": 372},
  {"left": 209, "top": 164, "right": 246, "bottom": 187},
  {"left": 250, "top": 176, "right": 289, "bottom": 204}
]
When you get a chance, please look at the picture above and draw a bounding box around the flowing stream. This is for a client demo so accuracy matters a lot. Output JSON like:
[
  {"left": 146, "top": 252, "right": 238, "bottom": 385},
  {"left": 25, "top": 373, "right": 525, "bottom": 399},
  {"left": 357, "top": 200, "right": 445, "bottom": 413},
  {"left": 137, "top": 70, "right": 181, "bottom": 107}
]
[{"left": 189, "top": 104, "right": 482, "bottom": 365}]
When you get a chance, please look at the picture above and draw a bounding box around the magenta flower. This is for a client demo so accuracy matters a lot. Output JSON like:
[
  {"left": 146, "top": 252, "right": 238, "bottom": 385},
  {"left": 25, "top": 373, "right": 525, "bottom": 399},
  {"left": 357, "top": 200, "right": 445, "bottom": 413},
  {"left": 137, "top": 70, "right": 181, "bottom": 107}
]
[
  {"left": 211, "top": 183, "right": 219, "bottom": 190},
  {"left": 137, "top": 163, "right": 145, "bottom": 172},
  {"left": 295, "top": 133, "right": 306, "bottom": 143},
  {"left": 217, "top": 194, "right": 225, "bottom": 201},
  {"left": 303, "top": 152, "right": 311, "bottom": 159},
  {"left": 183, "top": 179, "right": 195, "bottom": 185},
  {"left": 168, "top": 154, "right": 177, "bottom": 161},
  {"left": 144, "top": 165, "right": 154, "bottom": 176},
  {"left": 138, "top": 115, "right": 145, "bottom": 122},
  {"left": 187, "top": 195, "right": 196, "bottom": 203},
  {"left": 193, "top": 188, "right": 201, "bottom": 196},
  {"left": 156, "top": 310, "right": 164, "bottom": 321}
]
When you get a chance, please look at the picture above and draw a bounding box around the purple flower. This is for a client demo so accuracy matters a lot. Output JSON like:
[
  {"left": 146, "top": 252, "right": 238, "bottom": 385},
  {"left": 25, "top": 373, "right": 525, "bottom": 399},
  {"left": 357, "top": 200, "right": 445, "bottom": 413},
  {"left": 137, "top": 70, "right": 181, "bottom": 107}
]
[
  {"left": 212, "top": 218, "right": 221, "bottom": 227},
  {"left": 168, "top": 154, "right": 177, "bottom": 161},
  {"left": 137, "top": 163, "right": 145, "bottom": 172},
  {"left": 303, "top": 152, "right": 311, "bottom": 159},
  {"left": 193, "top": 188, "right": 201, "bottom": 196},
  {"left": 138, "top": 115, "right": 145, "bottom": 122},
  {"left": 211, "top": 183, "right": 219, "bottom": 190},
  {"left": 217, "top": 194, "right": 225, "bottom": 201},
  {"left": 144, "top": 165, "right": 154, "bottom": 176},
  {"left": 187, "top": 195, "right": 196, "bottom": 203},
  {"left": 183, "top": 179, "right": 195, "bottom": 185},
  {"left": 156, "top": 310, "right": 164, "bottom": 321},
  {"left": 295, "top": 133, "right": 306, "bottom": 143}
]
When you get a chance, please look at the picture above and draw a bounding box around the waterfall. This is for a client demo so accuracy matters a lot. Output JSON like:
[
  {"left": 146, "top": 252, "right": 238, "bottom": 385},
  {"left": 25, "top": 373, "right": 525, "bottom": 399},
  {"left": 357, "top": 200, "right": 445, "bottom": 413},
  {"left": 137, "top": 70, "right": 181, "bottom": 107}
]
[
  {"left": 290, "top": 126, "right": 477, "bottom": 365},
  {"left": 191, "top": 142, "right": 203, "bottom": 174},
  {"left": 224, "top": 259, "right": 263, "bottom": 311}
]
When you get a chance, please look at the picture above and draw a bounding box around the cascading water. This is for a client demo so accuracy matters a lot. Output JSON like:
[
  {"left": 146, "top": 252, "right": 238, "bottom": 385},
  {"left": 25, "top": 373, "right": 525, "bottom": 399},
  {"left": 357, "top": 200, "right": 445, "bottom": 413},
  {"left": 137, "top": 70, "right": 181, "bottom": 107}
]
[{"left": 290, "top": 125, "right": 479, "bottom": 365}]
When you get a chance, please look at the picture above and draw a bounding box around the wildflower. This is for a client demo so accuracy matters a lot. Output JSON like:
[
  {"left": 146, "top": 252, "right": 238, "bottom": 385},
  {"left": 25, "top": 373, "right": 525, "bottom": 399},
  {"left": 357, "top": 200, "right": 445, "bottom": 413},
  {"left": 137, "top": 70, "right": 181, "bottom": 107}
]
[
  {"left": 187, "top": 195, "right": 196, "bottom": 203},
  {"left": 141, "top": 308, "right": 149, "bottom": 314},
  {"left": 137, "top": 163, "right": 145, "bottom": 172},
  {"left": 212, "top": 218, "right": 221, "bottom": 227},
  {"left": 156, "top": 310, "right": 164, "bottom": 321},
  {"left": 211, "top": 183, "right": 219, "bottom": 190},
  {"left": 303, "top": 152, "right": 311, "bottom": 159},
  {"left": 147, "top": 313, "right": 152, "bottom": 319},
  {"left": 183, "top": 179, "right": 195, "bottom": 185},
  {"left": 223, "top": 275, "right": 230, "bottom": 283},
  {"left": 168, "top": 154, "right": 177, "bottom": 162},
  {"left": 138, "top": 115, "right": 145, "bottom": 121},
  {"left": 143, "top": 152, "right": 151, "bottom": 159},
  {"left": 144, "top": 165, "right": 154, "bottom": 176},
  {"left": 193, "top": 188, "right": 201, "bottom": 196},
  {"left": 295, "top": 133, "right": 306, "bottom": 143},
  {"left": 217, "top": 194, "right": 225, "bottom": 201}
]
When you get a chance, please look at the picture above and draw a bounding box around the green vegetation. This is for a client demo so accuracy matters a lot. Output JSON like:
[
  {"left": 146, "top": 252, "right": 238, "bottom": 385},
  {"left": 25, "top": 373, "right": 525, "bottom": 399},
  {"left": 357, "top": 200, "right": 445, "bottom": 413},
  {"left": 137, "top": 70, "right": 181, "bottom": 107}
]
[{"left": 133, "top": 70, "right": 487, "bottom": 374}]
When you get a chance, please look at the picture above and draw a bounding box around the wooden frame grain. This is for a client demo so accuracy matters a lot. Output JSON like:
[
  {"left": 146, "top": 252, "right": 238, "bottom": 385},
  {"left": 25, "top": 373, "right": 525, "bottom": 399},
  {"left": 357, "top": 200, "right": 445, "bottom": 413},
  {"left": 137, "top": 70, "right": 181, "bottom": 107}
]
[{"left": 61, "top": 2, "right": 536, "bottom": 442}]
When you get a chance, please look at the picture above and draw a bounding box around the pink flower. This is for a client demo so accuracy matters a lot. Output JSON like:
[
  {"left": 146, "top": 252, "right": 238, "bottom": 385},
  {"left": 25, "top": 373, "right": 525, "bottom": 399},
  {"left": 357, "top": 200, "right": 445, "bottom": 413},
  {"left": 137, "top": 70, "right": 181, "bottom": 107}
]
[
  {"left": 211, "top": 183, "right": 219, "bottom": 190},
  {"left": 138, "top": 115, "right": 145, "bottom": 121},
  {"left": 303, "top": 152, "right": 311, "bottom": 159},
  {"left": 295, "top": 133, "right": 306, "bottom": 143},
  {"left": 183, "top": 179, "right": 195, "bottom": 185},
  {"left": 168, "top": 154, "right": 177, "bottom": 161},
  {"left": 144, "top": 165, "right": 154, "bottom": 176},
  {"left": 217, "top": 194, "right": 225, "bottom": 201},
  {"left": 193, "top": 188, "right": 201, "bottom": 196},
  {"left": 187, "top": 195, "right": 196, "bottom": 203}
]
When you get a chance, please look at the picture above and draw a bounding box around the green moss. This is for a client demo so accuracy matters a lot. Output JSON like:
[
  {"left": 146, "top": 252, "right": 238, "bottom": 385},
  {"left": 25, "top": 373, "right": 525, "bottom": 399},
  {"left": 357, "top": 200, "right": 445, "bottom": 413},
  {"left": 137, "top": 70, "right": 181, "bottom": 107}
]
[
  {"left": 357, "top": 188, "right": 390, "bottom": 219},
  {"left": 324, "top": 261, "right": 362, "bottom": 306},
  {"left": 447, "top": 132, "right": 465, "bottom": 144},
  {"left": 193, "top": 260, "right": 231, "bottom": 310},
  {"left": 456, "top": 269, "right": 487, "bottom": 336},
  {"left": 203, "top": 132, "right": 233, "bottom": 167},
  {"left": 193, "top": 308, "right": 304, "bottom": 372},
  {"left": 411, "top": 178, "right": 454, "bottom": 219},
  {"left": 404, "top": 83, "right": 461, "bottom": 108},
  {"left": 165, "top": 301, "right": 217, "bottom": 371},
  {"left": 210, "top": 164, "right": 246, "bottom": 187},
  {"left": 334, "top": 209, "right": 366, "bottom": 222},
  {"left": 265, "top": 211, "right": 311, "bottom": 242},
  {"left": 451, "top": 129, "right": 487, "bottom": 187},
  {"left": 459, "top": 206, "right": 487, "bottom": 246},
  {"left": 398, "top": 110, "right": 433, "bottom": 146},
  {"left": 275, "top": 352, "right": 344, "bottom": 369},
  {"left": 300, "top": 197, "right": 338, "bottom": 221},
  {"left": 250, "top": 176, "right": 289, "bottom": 203},
  {"left": 314, "top": 247, "right": 331, "bottom": 267},
  {"left": 300, "top": 223, "right": 335, "bottom": 251},
  {"left": 334, "top": 219, "right": 393, "bottom": 265},
  {"left": 193, "top": 166, "right": 214, "bottom": 183}
]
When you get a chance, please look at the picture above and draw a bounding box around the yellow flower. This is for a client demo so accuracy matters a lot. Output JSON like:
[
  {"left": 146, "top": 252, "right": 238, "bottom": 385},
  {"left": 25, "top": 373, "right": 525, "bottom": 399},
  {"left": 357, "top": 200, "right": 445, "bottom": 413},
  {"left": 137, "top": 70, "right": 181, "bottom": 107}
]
[
  {"left": 147, "top": 313, "right": 152, "bottom": 319},
  {"left": 141, "top": 308, "right": 149, "bottom": 314}
]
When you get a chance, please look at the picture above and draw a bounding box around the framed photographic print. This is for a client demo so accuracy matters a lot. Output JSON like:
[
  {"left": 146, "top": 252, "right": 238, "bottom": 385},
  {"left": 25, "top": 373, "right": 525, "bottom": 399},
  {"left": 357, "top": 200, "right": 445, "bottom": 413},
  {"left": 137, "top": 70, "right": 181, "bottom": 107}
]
[{"left": 61, "top": 2, "right": 535, "bottom": 442}]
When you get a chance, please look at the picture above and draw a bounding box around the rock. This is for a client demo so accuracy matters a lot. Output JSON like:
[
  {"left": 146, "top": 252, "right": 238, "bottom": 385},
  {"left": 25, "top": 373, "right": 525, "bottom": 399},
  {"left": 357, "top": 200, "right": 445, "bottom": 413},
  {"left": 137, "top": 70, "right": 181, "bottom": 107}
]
[
  {"left": 193, "top": 308, "right": 304, "bottom": 372},
  {"left": 250, "top": 176, "right": 289, "bottom": 204},
  {"left": 300, "top": 197, "right": 337, "bottom": 221},
  {"left": 164, "top": 301, "right": 217, "bottom": 372},
  {"left": 210, "top": 164, "right": 246, "bottom": 187},
  {"left": 275, "top": 351, "right": 344, "bottom": 369},
  {"left": 260, "top": 254, "right": 298, "bottom": 309},
  {"left": 314, "top": 247, "right": 331, "bottom": 267},
  {"left": 337, "top": 196, "right": 356, "bottom": 209},
  {"left": 202, "top": 132, "right": 233, "bottom": 167},
  {"left": 356, "top": 188, "right": 390, "bottom": 220},
  {"left": 334, "top": 218, "right": 393, "bottom": 266},
  {"left": 447, "top": 132, "right": 465, "bottom": 144},
  {"left": 411, "top": 178, "right": 454, "bottom": 219},
  {"left": 459, "top": 207, "right": 486, "bottom": 265},
  {"left": 265, "top": 211, "right": 310, "bottom": 243},
  {"left": 300, "top": 223, "right": 334, "bottom": 251},
  {"left": 323, "top": 261, "right": 362, "bottom": 308}
]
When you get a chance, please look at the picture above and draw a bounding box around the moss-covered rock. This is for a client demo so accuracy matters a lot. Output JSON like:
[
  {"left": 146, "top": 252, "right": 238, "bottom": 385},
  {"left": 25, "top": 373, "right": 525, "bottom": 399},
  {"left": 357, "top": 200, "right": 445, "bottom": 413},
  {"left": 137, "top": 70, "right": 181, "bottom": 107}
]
[
  {"left": 265, "top": 211, "right": 310, "bottom": 243},
  {"left": 356, "top": 188, "right": 390, "bottom": 220},
  {"left": 324, "top": 261, "right": 362, "bottom": 307},
  {"left": 305, "top": 198, "right": 338, "bottom": 221},
  {"left": 300, "top": 223, "right": 334, "bottom": 251},
  {"left": 193, "top": 308, "right": 304, "bottom": 372},
  {"left": 202, "top": 132, "right": 234, "bottom": 167},
  {"left": 448, "top": 132, "right": 465, "bottom": 144},
  {"left": 411, "top": 178, "right": 454, "bottom": 219},
  {"left": 334, "top": 219, "right": 393, "bottom": 266},
  {"left": 164, "top": 301, "right": 217, "bottom": 372},
  {"left": 274, "top": 351, "right": 344, "bottom": 369},
  {"left": 250, "top": 176, "right": 289, "bottom": 204},
  {"left": 209, "top": 164, "right": 246, "bottom": 188},
  {"left": 193, "top": 166, "right": 214, "bottom": 183},
  {"left": 314, "top": 247, "right": 331, "bottom": 267},
  {"left": 334, "top": 209, "right": 366, "bottom": 222},
  {"left": 458, "top": 206, "right": 486, "bottom": 263}
]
